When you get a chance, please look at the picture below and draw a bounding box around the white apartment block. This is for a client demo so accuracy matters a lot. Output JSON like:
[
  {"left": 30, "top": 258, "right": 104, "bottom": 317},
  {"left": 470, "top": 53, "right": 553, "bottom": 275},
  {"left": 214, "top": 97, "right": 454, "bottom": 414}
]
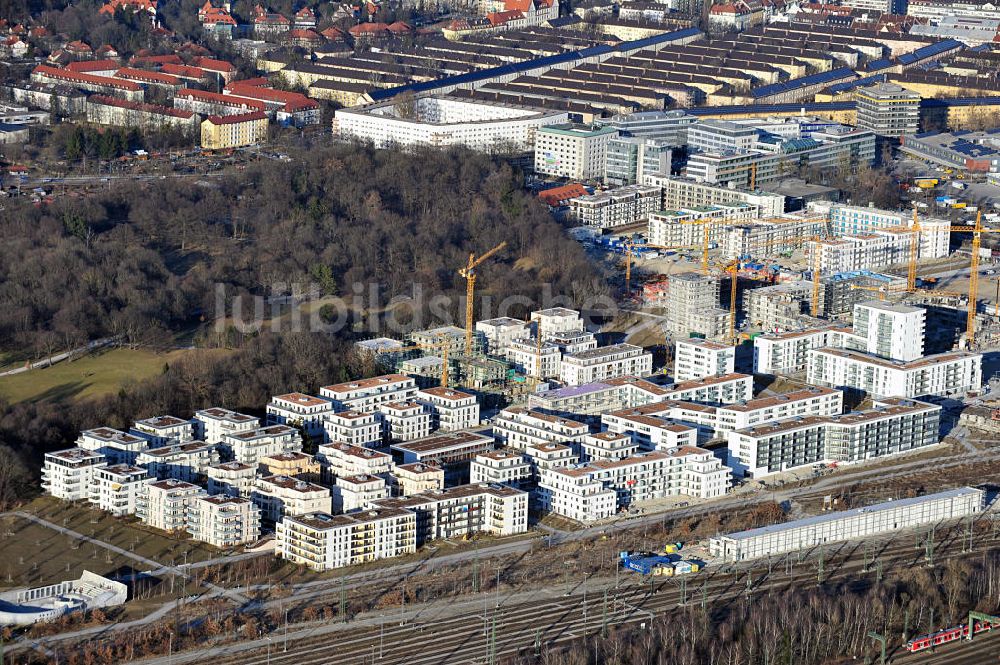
[
  {"left": 537, "top": 447, "right": 730, "bottom": 521},
  {"left": 42, "top": 448, "right": 106, "bottom": 501},
  {"left": 559, "top": 344, "right": 654, "bottom": 386},
  {"left": 722, "top": 215, "right": 830, "bottom": 259},
  {"left": 136, "top": 441, "right": 219, "bottom": 483},
  {"left": 253, "top": 475, "right": 332, "bottom": 524},
  {"left": 824, "top": 204, "right": 950, "bottom": 259},
  {"left": 644, "top": 174, "right": 785, "bottom": 218},
  {"left": 470, "top": 449, "right": 533, "bottom": 488},
  {"left": 534, "top": 123, "right": 619, "bottom": 180},
  {"left": 315, "top": 442, "right": 393, "bottom": 484},
  {"left": 673, "top": 339, "right": 735, "bottom": 382},
  {"left": 726, "top": 397, "right": 941, "bottom": 477},
  {"left": 476, "top": 317, "right": 531, "bottom": 355},
  {"left": 277, "top": 508, "right": 417, "bottom": 571},
  {"left": 550, "top": 331, "right": 598, "bottom": 354},
  {"left": 662, "top": 272, "right": 731, "bottom": 341},
  {"left": 523, "top": 442, "right": 579, "bottom": 477},
  {"left": 76, "top": 427, "right": 148, "bottom": 464},
  {"left": 506, "top": 339, "right": 561, "bottom": 379},
  {"left": 334, "top": 474, "right": 390, "bottom": 512},
  {"left": 89, "top": 464, "right": 148, "bottom": 516},
  {"left": 647, "top": 203, "right": 758, "bottom": 248},
  {"left": 391, "top": 463, "right": 444, "bottom": 496},
  {"left": 415, "top": 387, "right": 480, "bottom": 431},
  {"left": 378, "top": 401, "right": 434, "bottom": 442},
  {"left": 221, "top": 425, "right": 302, "bottom": 465},
  {"left": 580, "top": 432, "right": 639, "bottom": 462},
  {"left": 713, "top": 386, "right": 844, "bottom": 433},
  {"left": 568, "top": 184, "right": 660, "bottom": 228},
  {"left": 319, "top": 374, "right": 418, "bottom": 411},
  {"left": 266, "top": 393, "right": 333, "bottom": 440},
  {"left": 187, "top": 495, "right": 260, "bottom": 548},
  {"left": 664, "top": 373, "right": 754, "bottom": 405},
  {"left": 807, "top": 348, "right": 983, "bottom": 399},
  {"left": 132, "top": 416, "right": 194, "bottom": 447},
  {"left": 754, "top": 326, "right": 844, "bottom": 375},
  {"left": 373, "top": 484, "right": 528, "bottom": 544},
  {"left": 531, "top": 308, "right": 585, "bottom": 341},
  {"left": 853, "top": 301, "right": 925, "bottom": 361},
  {"left": 492, "top": 407, "right": 588, "bottom": 452},
  {"left": 324, "top": 410, "right": 383, "bottom": 448},
  {"left": 334, "top": 96, "right": 568, "bottom": 152},
  {"left": 808, "top": 229, "right": 915, "bottom": 274},
  {"left": 601, "top": 408, "right": 699, "bottom": 451},
  {"left": 192, "top": 408, "right": 259, "bottom": 445},
  {"left": 206, "top": 461, "right": 257, "bottom": 498},
  {"left": 137, "top": 479, "right": 207, "bottom": 532}
]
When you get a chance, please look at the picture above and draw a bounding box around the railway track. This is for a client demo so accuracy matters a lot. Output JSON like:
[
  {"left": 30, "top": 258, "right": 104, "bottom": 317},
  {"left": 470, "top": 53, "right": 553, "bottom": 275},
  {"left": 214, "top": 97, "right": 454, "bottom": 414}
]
[{"left": 167, "top": 518, "right": 1000, "bottom": 665}]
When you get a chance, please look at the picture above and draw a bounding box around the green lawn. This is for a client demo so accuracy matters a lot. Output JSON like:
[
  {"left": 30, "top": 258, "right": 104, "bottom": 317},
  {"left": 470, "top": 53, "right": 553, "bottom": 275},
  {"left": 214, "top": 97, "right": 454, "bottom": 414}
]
[{"left": 0, "top": 347, "right": 227, "bottom": 404}]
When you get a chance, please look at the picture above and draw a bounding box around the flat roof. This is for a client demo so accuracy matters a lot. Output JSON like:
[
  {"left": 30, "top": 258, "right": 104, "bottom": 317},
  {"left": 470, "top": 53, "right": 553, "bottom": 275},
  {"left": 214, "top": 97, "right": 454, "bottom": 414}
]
[
  {"left": 391, "top": 431, "right": 493, "bottom": 454},
  {"left": 719, "top": 487, "right": 983, "bottom": 542},
  {"left": 322, "top": 374, "right": 413, "bottom": 394},
  {"left": 271, "top": 392, "right": 330, "bottom": 408}
]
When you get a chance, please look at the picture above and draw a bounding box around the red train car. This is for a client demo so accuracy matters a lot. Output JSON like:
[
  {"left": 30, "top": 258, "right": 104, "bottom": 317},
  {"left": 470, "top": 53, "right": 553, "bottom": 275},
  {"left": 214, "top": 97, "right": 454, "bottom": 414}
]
[{"left": 905, "top": 620, "right": 995, "bottom": 653}]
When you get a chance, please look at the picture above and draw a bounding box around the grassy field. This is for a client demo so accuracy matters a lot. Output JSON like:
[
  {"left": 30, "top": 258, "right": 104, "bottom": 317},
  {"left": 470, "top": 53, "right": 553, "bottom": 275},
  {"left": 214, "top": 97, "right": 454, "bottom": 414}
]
[{"left": 0, "top": 347, "right": 228, "bottom": 404}]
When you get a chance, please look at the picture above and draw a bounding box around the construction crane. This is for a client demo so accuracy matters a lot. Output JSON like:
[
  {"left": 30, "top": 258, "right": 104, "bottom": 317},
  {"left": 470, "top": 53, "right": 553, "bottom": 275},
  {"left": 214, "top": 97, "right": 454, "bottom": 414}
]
[
  {"left": 811, "top": 237, "right": 822, "bottom": 317},
  {"left": 459, "top": 242, "right": 508, "bottom": 357},
  {"left": 678, "top": 219, "right": 720, "bottom": 275},
  {"left": 908, "top": 205, "right": 920, "bottom": 292},
  {"left": 749, "top": 162, "right": 757, "bottom": 191},
  {"left": 967, "top": 211, "right": 982, "bottom": 344},
  {"left": 723, "top": 261, "right": 739, "bottom": 344}
]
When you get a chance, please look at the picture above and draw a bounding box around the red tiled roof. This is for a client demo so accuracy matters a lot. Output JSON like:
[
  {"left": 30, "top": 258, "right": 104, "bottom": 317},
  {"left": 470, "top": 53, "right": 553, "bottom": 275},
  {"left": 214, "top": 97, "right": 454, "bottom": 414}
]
[
  {"left": 33, "top": 64, "right": 141, "bottom": 91},
  {"left": 225, "top": 82, "right": 319, "bottom": 112},
  {"left": 349, "top": 22, "right": 390, "bottom": 34},
  {"left": 160, "top": 63, "right": 208, "bottom": 78},
  {"left": 129, "top": 53, "right": 183, "bottom": 66},
  {"left": 387, "top": 21, "right": 413, "bottom": 33},
  {"left": 487, "top": 9, "right": 523, "bottom": 25},
  {"left": 65, "top": 59, "right": 119, "bottom": 73},
  {"left": 205, "top": 110, "right": 267, "bottom": 125},
  {"left": 288, "top": 28, "right": 323, "bottom": 41},
  {"left": 321, "top": 26, "right": 349, "bottom": 40},
  {"left": 99, "top": 0, "right": 157, "bottom": 14},
  {"left": 538, "top": 183, "right": 589, "bottom": 206},
  {"left": 65, "top": 40, "right": 92, "bottom": 52},
  {"left": 192, "top": 56, "right": 236, "bottom": 72},
  {"left": 176, "top": 87, "right": 266, "bottom": 110},
  {"left": 115, "top": 66, "right": 181, "bottom": 85},
  {"left": 89, "top": 94, "right": 194, "bottom": 119}
]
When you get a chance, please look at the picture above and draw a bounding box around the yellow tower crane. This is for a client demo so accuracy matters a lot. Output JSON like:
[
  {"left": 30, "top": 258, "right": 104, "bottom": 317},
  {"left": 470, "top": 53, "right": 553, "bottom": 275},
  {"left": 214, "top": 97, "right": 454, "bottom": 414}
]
[
  {"left": 458, "top": 242, "right": 508, "bottom": 357},
  {"left": 723, "top": 261, "right": 739, "bottom": 344},
  {"left": 908, "top": 205, "right": 920, "bottom": 292},
  {"left": 967, "top": 212, "right": 982, "bottom": 344},
  {"left": 811, "top": 236, "right": 822, "bottom": 317}
]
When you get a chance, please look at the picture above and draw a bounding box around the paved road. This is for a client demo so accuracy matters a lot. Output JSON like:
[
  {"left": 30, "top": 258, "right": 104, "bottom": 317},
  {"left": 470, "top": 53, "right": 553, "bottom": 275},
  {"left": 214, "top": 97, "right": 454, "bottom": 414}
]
[{"left": 0, "top": 337, "right": 117, "bottom": 377}]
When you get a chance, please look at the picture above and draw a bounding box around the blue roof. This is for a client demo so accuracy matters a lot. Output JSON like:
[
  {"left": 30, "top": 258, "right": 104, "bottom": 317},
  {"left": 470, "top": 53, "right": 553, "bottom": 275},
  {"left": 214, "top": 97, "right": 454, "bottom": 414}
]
[
  {"left": 366, "top": 28, "right": 700, "bottom": 103},
  {"left": 825, "top": 72, "right": 887, "bottom": 94},
  {"left": 751, "top": 67, "right": 856, "bottom": 99},
  {"left": 897, "top": 38, "right": 962, "bottom": 65},
  {"left": 688, "top": 101, "right": 855, "bottom": 116}
]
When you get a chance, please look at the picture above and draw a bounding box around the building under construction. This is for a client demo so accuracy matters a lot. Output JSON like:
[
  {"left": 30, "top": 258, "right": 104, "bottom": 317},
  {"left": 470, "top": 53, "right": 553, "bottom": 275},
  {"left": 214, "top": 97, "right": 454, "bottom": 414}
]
[{"left": 664, "top": 272, "right": 731, "bottom": 340}]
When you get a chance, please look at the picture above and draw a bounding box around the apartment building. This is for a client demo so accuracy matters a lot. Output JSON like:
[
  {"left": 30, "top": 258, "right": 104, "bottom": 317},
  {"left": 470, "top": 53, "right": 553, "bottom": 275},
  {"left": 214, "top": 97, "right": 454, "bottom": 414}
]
[
  {"left": 220, "top": 425, "right": 303, "bottom": 465},
  {"left": 853, "top": 301, "right": 925, "bottom": 361},
  {"left": 391, "top": 431, "right": 496, "bottom": 466},
  {"left": 391, "top": 463, "right": 444, "bottom": 496},
  {"left": 643, "top": 174, "right": 785, "bottom": 218},
  {"left": 187, "top": 495, "right": 260, "bottom": 548},
  {"left": 754, "top": 326, "right": 842, "bottom": 375},
  {"left": 603, "top": 136, "right": 672, "bottom": 186},
  {"left": 663, "top": 272, "right": 730, "bottom": 340},
  {"left": 174, "top": 88, "right": 266, "bottom": 116},
  {"left": 192, "top": 408, "right": 259, "bottom": 445},
  {"left": 601, "top": 406, "right": 699, "bottom": 451},
  {"left": 527, "top": 375, "right": 674, "bottom": 417},
  {"left": 662, "top": 373, "right": 754, "bottom": 405},
  {"left": 42, "top": 449, "right": 106, "bottom": 501},
  {"left": 266, "top": 393, "right": 332, "bottom": 439},
  {"left": 726, "top": 397, "right": 941, "bottom": 477},
  {"left": 373, "top": 484, "right": 528, "bottom": 544},
  {"left": 333, "top": 474, "right": 390, "bottom": 512},
  {"left": 647, "top": 204, "right": 758, "bottom": 248},
  {"left": 89, "top": 464, "right": 148, "bottom": 516},
  {"left": 135, "top": 441, "right": 219, "bottom": 483},
  {"left": 476, "top": 317, "right": 531, "bottom": 355},
  {"left": 31, "top": 65, "right": 144, "bottom": 101},
  {"left": 253, "top": 475, "right": 332, "bottom": 524},
  {"left": 470, "top": 449, "right": 533, "bottom": 488},
  {"left": 808, "top": 230, "right": 916, "bottom": 274},
  {"left": 559, "top": 344, "right": 654, "bottom": 386},
  {"left": 673, "top": 339, "right": 735, "bottom": 382},
  {"left": 537, "top": 447, "right": 730, "bottom": 521},
  {"left": 855, "top": 82, "right": 921, "bottom": 138},
  {"left": 568, "top": 184, "right": 661, "bottom": 228},
  {"left": 206, "top": 461, "right": 257, "bottom": 498},
  {"left": 378, "top": 401, "right": 434, "bottom": 442},
  {"left": 506, "top": 339, "right": 561, "bottom": 378},
  {"left": 531, "top": 308, "right": 585, "bottom": 341},
  {"left": 723, "top": 215, "right": 829, "bottom": 258},
  {"left": 259, "top": 452, "right": 321, "bottom": 482},
  {"left": 137, "top": 479, "right": 206, "bottom": 532},
  {"left": 277, "top": 508, "right": 417, "bottom": 571},
  {"left": 132, "top": 416, "right": 194, "bottom": 447},
  {"left": 492, "top": 407, "right": 588, "bottom": 452},
  {"left": 315, "top": 442, "right": 393, "bottom": 484},
  {"left": 86, "top": 95, "right": 199, "bottom": 132},
  {"left": 824, "top": 204, "right": 950, "bottom": 259},
  {"left": 550, "top": 331, "right": 598, "bottom": 355},
  {"left": 324, "top": 410, "right": 383, "bottom": 448},
  {"left": 319, "top": 374, "right": 418, "bottom": 411},
  {"left": 76, "top": 427, "right": 148, "bottom": 464},
  {"left": 201, "top": 112, "right": 268, "bottom": 150},
  {"left": 714, "top": 386, "right": 844, "bottom": 432},
  {"left": 580, "top": 432, "right": 639, "bottom": 462},
  {"left": 534, "top": 123, "right": 619, "bottom": 180},
  {"left": 746, "top": 281, "right": 822, "bottom": 333},
  {"left": 415, "top": 387, "right": 480, "bottom": 431},
  {"left": 807, "top": 348, "right": 983, "bottom": 398}
]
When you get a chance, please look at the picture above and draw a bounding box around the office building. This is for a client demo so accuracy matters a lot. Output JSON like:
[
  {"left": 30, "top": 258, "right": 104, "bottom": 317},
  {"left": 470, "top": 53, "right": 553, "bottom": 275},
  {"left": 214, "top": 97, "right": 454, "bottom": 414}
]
[
  {"left": 534, "top": 123, "right": 619, "bottom": 180},
  {"left": 604, "top": 136, "right": 672, "bottom": 185},
  {"left": 855, "top": 82, "right": 921, "bottom": 138},
  {"left": 602, "top": 109, "right": 695, "bottom": 145}
]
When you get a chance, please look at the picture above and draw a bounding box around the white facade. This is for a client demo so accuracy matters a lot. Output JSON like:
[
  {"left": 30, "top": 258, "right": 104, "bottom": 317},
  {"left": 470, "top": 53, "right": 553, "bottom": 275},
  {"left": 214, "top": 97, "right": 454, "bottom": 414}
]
[
  {"left": 673, "top": 339, "right": 735, "bottom": 382},
  {"left": 754, "top": 326, "right": 843, "bottom": 375},
  {"left": 333, "top": 474, "right": 390, "bottom": 513},
  {"left": 506, "top": 339, "right": 561, "bottom": 378},
  {"left": 206, "top": 461, "right": 257, "bottom": 498},
  {"left": 470, "top": 449, "right": 533, "bottom": 488},
  {"left": 531, "top": 308, "right": 585, "bottom": 341},
  {"left": 336, "top": 97, "right": 568, "bottom": 152},
  {"left": 324, "top": 410, "right": 384, "bottom": 448},
  {"left": 252, "top": 475, "right": 332, "bottom": 524},
  {"left": 378, "top": 401, "right": 434, "bottom": 442},
  {"left": 391, "top": 463, "right": 445, "bottom": 496},
  {"left": 277, "top": 508, "right": 417, "bottom": 571},
  {"left": 852, "top": 301, "right": 925, "bottom": 361},
  {"left": 42, "top": 449, "right": 106, "bottom": 501},
  {"left": 221, "top": 425, "right": 303, "bottom": 465},
  {"left": 534, "top": 123, "right": 619, "bottom": 180},
  {"left": 137, "top": 479, "right": 207, "bottom": 532},
  {"left": 315, "top": 442, "right": 393, "bottom": 484},
  {"left": 89, "top": 464, "right": 148, "bottom": 516},
  {"left": 807, "top": 348, "right": 982, "bottom": 399},
  {"left": 266, "top": 393, "right": 332, "bottom": 439},
  {"left": 645, "top": 174, "right": 785, "bottom": 218},
  {"left": 373, "top": 484, "right": 529, "bottom": 543},
  {"left": 824, "top": 204, "right": 950, "bottom": 259},
  {"left": 476, "top": 317, "right": 531, "bottom": 355},
  {"left": 808, "top": 230, "right": 915, "bottom": 274},
  {"left": 136, "top": 441, "right": 219, "bottom": 483},
  {"left": 187, "top": 495, "right": 260, "bottom": 548},
  {"left": 580, "top": 432, "right": 639, "bottom": 462},
  {"left": 76, "top": 428, "right": 148, "bottom": 464},
  {"left": 559, "top": 344, "right": 653, "bottom": 386},
  {"left": 320, "top": 374, "right": 418, "bottom": 412},
  {"left": 192, "top": 408, "right": 259, "bottom": 445},
  {"left": 131, "top": 416, "right": 194, "bottom": 447},
  {"left": 415, "top": 387, "right": 480, "bottom": 431},
  {"left": 568, "top": 184, "right": 661, "bottom": 228},
  {"left": 492, "top": 407, "right": 588, "bottom": 452}
]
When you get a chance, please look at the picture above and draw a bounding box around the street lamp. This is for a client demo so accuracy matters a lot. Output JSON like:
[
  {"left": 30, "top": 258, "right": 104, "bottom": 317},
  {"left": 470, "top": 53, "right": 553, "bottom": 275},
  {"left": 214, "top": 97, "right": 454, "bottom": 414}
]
[
  {"left": 266, "top": 636, "right": 272, "bottom": 665},
  {"left": 284, "top": 608, "right": 289, "bottom": 652}
]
